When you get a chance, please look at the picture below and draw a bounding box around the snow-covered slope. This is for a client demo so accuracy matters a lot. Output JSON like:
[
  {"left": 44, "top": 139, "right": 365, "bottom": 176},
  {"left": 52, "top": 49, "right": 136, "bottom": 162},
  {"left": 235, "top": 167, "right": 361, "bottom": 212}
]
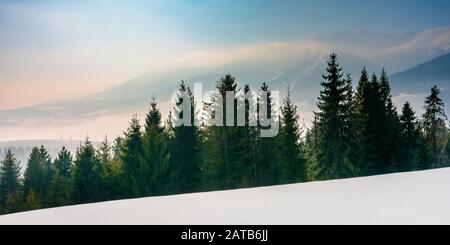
[{"left": 1, "top": 168, "right": 450, "bottom": 225}]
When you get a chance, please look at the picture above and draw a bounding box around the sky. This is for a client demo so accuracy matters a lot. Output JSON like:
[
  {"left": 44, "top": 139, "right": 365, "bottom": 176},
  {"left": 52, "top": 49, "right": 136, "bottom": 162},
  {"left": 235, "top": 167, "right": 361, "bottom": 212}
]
[{"left": 1, "top": 0, "right": 450, "bottom": 109}]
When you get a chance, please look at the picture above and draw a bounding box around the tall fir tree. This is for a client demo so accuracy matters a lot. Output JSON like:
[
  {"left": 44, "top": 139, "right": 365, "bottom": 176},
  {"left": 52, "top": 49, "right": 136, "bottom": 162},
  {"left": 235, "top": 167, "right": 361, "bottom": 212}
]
[
  {"left": 142, "top": 99, "right": 171, "bottom": 196},
  {"left": 379, "top": 69, "right": 402, "bottom": 173},
  {"left": 0, "top": 150, "right": 21, "bottom": 209},
  {"left": 315, "top": 53, "right": 351, "bottom": 179},
  {"left": 46, "top": 147, "right": 73, "bottom": 207},
  {"left": 255, "top": 83, "right": 279, "bottom": 186},
  {"left": 71, "top": 138, "right": 105, "bottom": 204},
  {"left": 121, "top": 115, "right": 144, "bottom": 197},
  {"left": 278, "top": 88, "right": 306, "bottom": 183},
  {"left": 170, "top": 81, "right": 202, "bottom": 193},
  {"left": 53, "top": 146, "right": 72, "bottom": 178},
  {"left": 422, "top": 85, "right": 448, "bottom": 168},
  {"left": 399, "top": 102, "right": 421, "bottom": 171},
  {"left": 23, "top": 147, "right": 46, "bottom": 199},
  {"left": 39, "top": 145, "right": 54, "bottom": 190},
  {"left": 203, "top": 74, "right": 247, "bottom": 189}
]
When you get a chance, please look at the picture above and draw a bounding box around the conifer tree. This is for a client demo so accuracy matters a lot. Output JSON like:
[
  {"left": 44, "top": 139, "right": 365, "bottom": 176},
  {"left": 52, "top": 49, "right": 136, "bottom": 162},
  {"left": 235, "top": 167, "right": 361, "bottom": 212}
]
[
  {"left": 71, "top": 139, "right": 104, "bottom": 204},
  {"left": 170, "top": 81, "right": 202, "bottom": 193},
  {"left": 23, "top": 147, "right": 46, "bottom": 198},
  {"left": 278, "top": 88, "right": 306, "bottom": 183},
  {"left": 24, "top": 189, "right": 42, "bottom": 211},
  {"left": 145, "top": 97, "right": 164, "bottom": 134},
  {"left": 315, "top": 53, "right": 351, "bottom": 179},
  {"left": 399, "top": 102, "right": 421, "bottom": 171},
  {"left": 142, "top": 99, "right": 171, "bottom": 196},
  {"left": 236, "top": 84, "right": 256, "bottom": 187},
  {"left": 255, "top": 83, "right": 279, "bottom": 186},
  {"left": 203, "top": 74, "right": 246, "bottom": 189},
  {"left": 39, "top": 145, "right": 55, "bottom": 190},
  {"left": 46, "top": 147, "right": 73, "bottom": 207},
  {"left": 379, "top": 69, "right": 402, "bottom": 173},
  {"left": 0, "top": 150, "right": 21, "bottom": 209},
  {"left": 422, "top": 85, "right": 448, "bottom": 168},
  {"left": 121, "top": 115, "right": 144, "bottom": 197},
  {"left": 53, "top": 147, "right": 72, "bottom": 179}
]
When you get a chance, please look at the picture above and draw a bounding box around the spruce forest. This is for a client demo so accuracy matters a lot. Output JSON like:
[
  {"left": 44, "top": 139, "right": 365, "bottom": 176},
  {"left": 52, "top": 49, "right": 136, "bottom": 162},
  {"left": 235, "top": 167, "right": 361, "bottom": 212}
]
[{"left": 1, "top": 53, "right": 449, "bottom": 215}]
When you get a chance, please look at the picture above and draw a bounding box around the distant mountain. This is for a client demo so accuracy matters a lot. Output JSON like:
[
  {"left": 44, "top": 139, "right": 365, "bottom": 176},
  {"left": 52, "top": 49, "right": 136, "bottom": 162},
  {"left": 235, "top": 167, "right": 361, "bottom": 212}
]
[
  {"left": 320, "top": 27, "right": 450, "bottom": 72},
  {"left": 2, "top": 27, "right": 450, "bottom": 140},
  {"left": 390, "top": 52, "right": 450, "bottom": 93},
  {"left": 0, "top": 41, "right": 380, "bottom": 127}
]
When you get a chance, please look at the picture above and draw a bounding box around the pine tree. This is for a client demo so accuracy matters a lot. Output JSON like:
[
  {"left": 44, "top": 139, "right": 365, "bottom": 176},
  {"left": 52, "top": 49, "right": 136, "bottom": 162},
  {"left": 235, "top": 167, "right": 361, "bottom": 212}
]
[
  {"left": 46, "top": 147, "right": 73, "bottom": 207},
  {"left": 255, "top": 83, "right": 279, "bottom": 186},
  {"left": 142, "top": 99, "right": 171, "bottom": 196},
  {"left": 315, "top": 53, "right": 351, "bottom": 179},
  {"left": 39, "top": 145, "right": 55, "bottom": 191},
  {"left": 422, "top": 85, "right": 448, "bottom": 168},
  {"left": 278, "top": 88, "right": 306, "bottom": 183},
  {"left": 0, "top": 150, "right": 21, "bottom": 209},
  {"left": 3, "top": 192, "right": 23, "bottom": 214},
  {"left": 235, "top": 84, "right": 255, "bottom": 187},
  {"left": 71, "top": 138, "right": 104, "bottom": 204},
  {"left": 170, "top": 81, "right": 202, "bottom": 193},
  {"left": 203, "top": 74, "right": 246, "bottom": 189},
  {"left": 354, "top": 70, "right": 397, "bottom": 175},
  {"left": 379, "top": 69, "right": 402, "bottom": 173},
  {"left": 24, "top": 189, "right": 42, "bottom": 211},
  {"left": 54, "top": 146, "right": 72, "bottom": 179},
  {"left": 46, "top": 175, "right": 72, "bottom": 207},
  {"left": 145, "top": 97, "right": 164, "bottom": 134},
  {"left": 98, "top": 136, "right": 113, "bottom": 167},
  {"left": 342, "top": 73, "right": 358, "bottom": 176},
  {"left": 121, "top": 115, "right": 144, "bottom": 197},
  {"left": 399, "top": 102, "right": 421, "bottom": 171},
  {"left": 23, "top": 147, "right": 46, "bottom": 199}
]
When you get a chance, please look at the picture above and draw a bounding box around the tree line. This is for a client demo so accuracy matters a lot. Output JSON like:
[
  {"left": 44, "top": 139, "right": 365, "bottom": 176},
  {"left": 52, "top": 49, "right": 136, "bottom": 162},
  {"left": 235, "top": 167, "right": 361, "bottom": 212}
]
[{"left": 0, "top": 53, "right": 449, "bottom": 214}]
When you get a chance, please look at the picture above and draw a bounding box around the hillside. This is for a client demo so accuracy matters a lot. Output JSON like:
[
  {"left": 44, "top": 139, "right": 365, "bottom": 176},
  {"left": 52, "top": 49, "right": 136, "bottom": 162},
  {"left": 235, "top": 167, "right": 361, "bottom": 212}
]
[
  {"left": 1, "top": 168, "right": 450, "bottom": 225},
  {"left": 390, "top": 52, "right": 450, "bottom": 93},
  {"left": 1, "top": 27, "right": 450, "bottom": 141}
]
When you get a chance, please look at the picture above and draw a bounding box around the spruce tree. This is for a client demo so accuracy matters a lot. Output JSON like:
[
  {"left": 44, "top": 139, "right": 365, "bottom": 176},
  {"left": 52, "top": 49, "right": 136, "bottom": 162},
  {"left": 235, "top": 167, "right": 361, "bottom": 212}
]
[
  {"left": 98, "top": 136, "right": 113, "bottom": 167},
  {"left": 170, "top": 81, "right": 202, "bottom": 193},
  {"left": 71, "top": 139, "right": 104, "bottom": 204},
  {"left": 142, "top": 99, "right": 171, "bottom": 196},
  {"left": 23, "top": 147, "right": 46, "bottom": 199},
  {"left": 422, "top": 85, "right": 448, "bottom": 168},
  {"left": 278, "top": 88, "right": 306, "bottom": 183},
  {"left": 145, "top": 97, "right": 164, "bottom": 134},
  {"left": 255, "top": 83, "right": 279, "bottom": 186},
  {"left": 121, "top": 115, "right": 144, "bottom": 197},
  {"left": 0, "top": 150, "right": 21, "bottom": 209},
  {"left": 46, "top": 147, "right": 73, "bottom": 207},
  {"left": 24, "top": 189, "right": 42, "bottom": 211},
  {"left": 399, "top": 102, "right": 420, "bottom": 171},
  {"left": 203, "top": 74, "right": 245, "bottom": 189},
  {"left": 379, "top": 69, "right": 402, "bottom": 173},
  {"left": 236, "top": 84, "right": 255, "bottom": 187},
  {"left": 39, "top": 145, "right": 54, "bottom": 190},
  {"left": 315, "top": 53, "right": 351, "bottom": 179},
  {"left": 354, "top": 70, "right": 398, "bottom": 175},
  {"left": 53, "top": 147, "right": 72, "bottom": 179}
]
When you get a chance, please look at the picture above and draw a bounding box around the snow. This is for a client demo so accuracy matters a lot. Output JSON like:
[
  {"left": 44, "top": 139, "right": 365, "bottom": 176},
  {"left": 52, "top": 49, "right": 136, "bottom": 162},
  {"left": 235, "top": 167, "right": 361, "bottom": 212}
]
[{"left": 1, "top": 168, "right": 450, "bottom": 225}]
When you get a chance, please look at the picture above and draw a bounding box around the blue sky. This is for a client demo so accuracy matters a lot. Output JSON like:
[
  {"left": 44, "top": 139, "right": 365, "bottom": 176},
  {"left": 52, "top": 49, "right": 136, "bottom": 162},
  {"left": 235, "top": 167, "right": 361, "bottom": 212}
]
[{"left": 0, "top": 0, "right": 450, "bottom": 109}]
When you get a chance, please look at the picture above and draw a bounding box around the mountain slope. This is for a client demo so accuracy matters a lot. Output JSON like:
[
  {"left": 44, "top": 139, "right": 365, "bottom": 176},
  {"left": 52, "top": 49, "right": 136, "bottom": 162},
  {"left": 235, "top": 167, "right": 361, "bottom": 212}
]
[
  {"left": 2, "top": 27, "right": 450, "bottom": 141},
  {"left": 390, "top": 52, "right": 450, "bottom": 93},
  {"left": 0, "top": 41, "right": 380, "bottom": 126},
  {"left": 1, "top": 168, "right": 450, "bottom": 225}
]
